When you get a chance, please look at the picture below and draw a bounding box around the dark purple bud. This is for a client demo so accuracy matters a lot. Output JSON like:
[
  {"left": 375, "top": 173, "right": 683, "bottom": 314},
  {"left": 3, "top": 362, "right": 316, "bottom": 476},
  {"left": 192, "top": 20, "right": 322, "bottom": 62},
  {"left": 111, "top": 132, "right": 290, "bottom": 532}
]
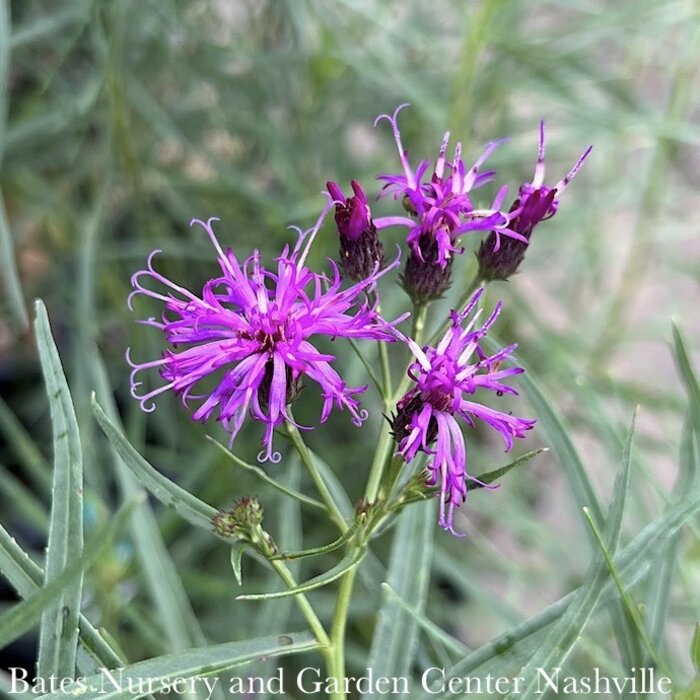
[
  {"left": 401, "top": 232, "right": 453, "bottom": 303},
  {"left": 477, "top": 186, "right": 557, "bottom": 281},
  {"left": 478, "top": 128, "right": 592, "bottom": 282},
  {"left": 327, "top": 180, "right": 385, "bottom": 281}
]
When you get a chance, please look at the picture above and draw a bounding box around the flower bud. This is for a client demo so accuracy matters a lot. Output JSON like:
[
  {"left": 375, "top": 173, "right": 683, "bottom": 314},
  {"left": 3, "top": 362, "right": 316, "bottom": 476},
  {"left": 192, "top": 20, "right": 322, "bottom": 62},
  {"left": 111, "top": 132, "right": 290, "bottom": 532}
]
[
  {"left": 327, "top": 180, "right": 385, "bottom": 281},
  {"left": 212, "top": 496, "right": 264, "bottom": 539},
  {"left": 477, "top": 122, "right": 592, "bottom": 282},
  {"left": 400, "top": 233, "right": 453, "bottom": 304}
]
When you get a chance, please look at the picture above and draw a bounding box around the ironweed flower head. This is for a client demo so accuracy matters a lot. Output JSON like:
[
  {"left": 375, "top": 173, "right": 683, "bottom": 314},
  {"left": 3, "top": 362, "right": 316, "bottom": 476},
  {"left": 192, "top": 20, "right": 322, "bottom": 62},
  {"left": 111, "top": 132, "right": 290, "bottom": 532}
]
[
  {"left": 327, "top": 180, "right": 385, "bottom": 281},
  {"left": 391, "top": 288, "right": 535, "bottom": 534},
  {"left": 372, "top": 104, "right": 526, "bottom": 302},
  {"left": 128, "top": 205, "right": 402, "bottom": 464},
  {"left": 478, "top": 121, "right": 592, "bottom": 281}
]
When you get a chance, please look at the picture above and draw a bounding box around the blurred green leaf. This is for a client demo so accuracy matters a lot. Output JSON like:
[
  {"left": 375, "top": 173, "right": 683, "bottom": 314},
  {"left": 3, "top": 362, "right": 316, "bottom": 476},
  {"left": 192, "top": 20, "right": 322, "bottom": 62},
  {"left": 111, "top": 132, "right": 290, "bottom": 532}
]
[
  {"left": 510, "top": 412, "right": 636, "bottom": 699},
  {"left": 672, "top": 321, "right": 700, "bottom": 433},
  {"left": 420, "top": 425, "right": 700, "bottom": 697},
  {"left": 380, "top": 582, "right": 470, "bottom": 657},
  {"left": 367, "top": 500, "right": 434, "bottom": 696},
  {"left": 92, "top": 352, "right": 217, "bottom": 681},
  {"left": 0, "top": 189, "right": 28, "bottom": 329},
  {"left": 0, "top": 523, "right": 124, "bottom": 672},
  {"left": 0, "top": 498, "right": 138, "bottom": 652}
]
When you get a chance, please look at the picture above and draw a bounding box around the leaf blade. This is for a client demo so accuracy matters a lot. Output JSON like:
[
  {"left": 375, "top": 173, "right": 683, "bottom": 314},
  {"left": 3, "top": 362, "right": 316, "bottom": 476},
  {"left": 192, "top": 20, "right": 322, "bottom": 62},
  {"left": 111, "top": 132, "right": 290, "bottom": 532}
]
[
  {"left": 35, "top": 300, "right": 84, "bottom": 680},
  {"left": 367, "top": 500, "right": 434, "bottom": 697},
  {"left": 36, "top": 632, "right": 320, "bottom": 700}
]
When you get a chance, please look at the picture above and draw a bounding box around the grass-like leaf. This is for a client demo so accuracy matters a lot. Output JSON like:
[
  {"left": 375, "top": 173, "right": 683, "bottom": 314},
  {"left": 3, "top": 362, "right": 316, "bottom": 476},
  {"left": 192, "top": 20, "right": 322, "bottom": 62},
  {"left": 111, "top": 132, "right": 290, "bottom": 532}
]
[
  {"left": 507, "top": 411, "right": 636, "bottom": 699},
  {"left": 672, "top": 321, "right": 700, "bottom": 432},
  {"left": 0, "top": 0, "right": 28, "bottom": 329},
  {"left": 582, "top": 507, "right": 668, "bottom": 673},
  {"left": 35, "top": 299, "right": 84, "bottom": 680},
  {"left": 207, "top": 436, "right": 325, "bottom": 512},
  {"left": 380, "top": 582, "right": 470, "bottom": 657},
  {"left": 236, "top": 547, "right": 366, "bottom": 601},
  {"left": 92, "top": 353, "right": 214, "bottom": 665},
  {"left": 367, "top": 500, "right": 434, "bottom": 698},
  {"left": 270, "top": 520, "right": 360, "bottom": 561},
  {"left": 92, "top": 398, "right": 221, "bottom": 536},
  {"left": 0, "top": 396, "right": 51, "bottom": 497},
  {"left": 468, "top": 448, "right": 548, "bottom": 489},
  {"left": 418, "top": 444, "right": 700, "bottom": 697},
  {"left": 0, "top": 461, "right": 49, "bottom": 533},
  {"left": 486, "top": 335, "right": 604, "bottom": 525},
  {"left": 35, "top": 632, "right": 320, "bottom": 700}
]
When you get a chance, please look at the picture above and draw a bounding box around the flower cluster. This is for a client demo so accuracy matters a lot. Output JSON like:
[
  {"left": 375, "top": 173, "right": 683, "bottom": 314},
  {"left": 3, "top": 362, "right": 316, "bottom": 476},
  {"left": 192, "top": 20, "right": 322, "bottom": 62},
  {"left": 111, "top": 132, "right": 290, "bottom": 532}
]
[
  {"left": 128, "top": 207, "right": 402, "bottom": 464},
  {"left": 128, "top": 104, "right": 589, "bottom": 535},
  {"left": 391, "top": 289, "right": 535, "bottom": 534}
]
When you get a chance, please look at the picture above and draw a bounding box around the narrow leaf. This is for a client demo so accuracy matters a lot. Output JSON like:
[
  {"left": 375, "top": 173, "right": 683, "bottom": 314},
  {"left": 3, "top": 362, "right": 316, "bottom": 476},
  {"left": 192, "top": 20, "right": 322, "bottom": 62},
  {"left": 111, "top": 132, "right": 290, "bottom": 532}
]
[
  {"left": 0, "top": 524, "right": 124, "bottom": 671},
  {"left": 230, "top": 543, "right": 253, "bottom": 586},
  {"left": 504, "top": 411, "right": 635, "bottom": 700},
  {"left": 380, "top": 582, "right": 470, "bottom": 657},
  {"left": 271, "top": 521, "right": 360, "bottom": 561},
  {"left": 36, "top": 632, "right": 320, "bottom": 700},
  {"left": 35, "top": 300, "right": 84, "bottom": 680},
  {"left": 237, "top": 547, "right": 366, "bottom": 601},
  {"left": 92, "top": 356, "right": 208, "bottom": 649},
  {"left": 207, "top": 437, "right": 325, "bottom": 512},
  {"left": 92, "top": 398, "right": 221, "bottom": 535},
  {"left": 367, "top": 500, "right": 434, "bottom": 697},
  {"left": 582, "top": 507, "right": 667, "bottom": 672},
  {"left": 417, "top": 483, "right": 700, "bottom": 697},
  {"left": 468, "top": 448, "right": 548, "bottom": 489},
  {"left": 672, "top": 321, "right": 700, "bottom": 433},
  {"left": 0, "top": 2, "right": 28, "bottom": 328}
]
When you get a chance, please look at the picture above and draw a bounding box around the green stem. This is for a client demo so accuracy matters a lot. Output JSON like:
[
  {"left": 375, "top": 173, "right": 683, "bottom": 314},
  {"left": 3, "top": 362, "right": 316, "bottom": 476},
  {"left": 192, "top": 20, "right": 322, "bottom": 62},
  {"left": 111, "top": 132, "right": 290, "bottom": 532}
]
[
  {"left": 411, "top": 302, "right": 428, "bottom": 342},
  {"left": 372, "top": 297, "right": 394, "bottom": 405},
  {"left": 363, "top": 302, "right": 431, "bottom": 505},
  {"left": 327, "top": 558, "right": 360, "bottom": 700},
  {"left": 285, "top": 414, "right": 348, "bottom": 533},
  {"left": 269, "top": 559, "right": 331, "bottom": 649}
]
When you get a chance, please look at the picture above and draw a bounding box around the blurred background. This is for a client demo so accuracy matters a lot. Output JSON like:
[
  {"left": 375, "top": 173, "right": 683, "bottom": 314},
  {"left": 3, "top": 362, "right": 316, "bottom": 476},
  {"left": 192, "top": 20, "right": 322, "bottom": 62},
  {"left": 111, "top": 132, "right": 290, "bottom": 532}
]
[{"left": 1, "top": 0, "right": 699, "bottom": 696}]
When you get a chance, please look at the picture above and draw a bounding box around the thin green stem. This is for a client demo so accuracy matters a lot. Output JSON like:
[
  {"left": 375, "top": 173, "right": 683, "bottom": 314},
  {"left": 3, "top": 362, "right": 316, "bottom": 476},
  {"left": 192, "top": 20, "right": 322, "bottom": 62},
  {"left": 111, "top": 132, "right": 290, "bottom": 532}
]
[
  {"left": 269, "top": 559, "right": 331, "bottom": 649},
  {"left": 411, "top": 302, "right": 428, "bottom": 341},
  {"left": 372, "top": 296, "right": 393, "bottom": 406},
  {"left": 327, "top": 558, "right": 360, "bottom": 700},
  {"left": 363, "top": 301, "right": 431, "bottom": 505},
  {"left": 285, "top": 413, "right": 348, "bottom": 533},
  {"left": 378, "top": 335, "right": 392, "bottom": 406}
]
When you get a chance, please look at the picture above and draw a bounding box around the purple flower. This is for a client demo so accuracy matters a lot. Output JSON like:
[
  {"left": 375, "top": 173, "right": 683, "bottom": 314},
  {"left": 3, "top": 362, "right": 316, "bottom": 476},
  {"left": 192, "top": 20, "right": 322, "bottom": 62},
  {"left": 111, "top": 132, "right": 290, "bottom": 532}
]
[
  {"left": 391, "top": 289, "right": 535, "bottom": 534},
  {"left": 478, "top": 121, "right": 593, "bottom": 281},
  {"left": 327, "top": 180, "right": 385, "bottom": 281},
  {"left": 373, "top": 103, "right": 523, "bottom": 271},
  {"left": 128, "top": 206, "right": 401, "bottom": 464}
]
